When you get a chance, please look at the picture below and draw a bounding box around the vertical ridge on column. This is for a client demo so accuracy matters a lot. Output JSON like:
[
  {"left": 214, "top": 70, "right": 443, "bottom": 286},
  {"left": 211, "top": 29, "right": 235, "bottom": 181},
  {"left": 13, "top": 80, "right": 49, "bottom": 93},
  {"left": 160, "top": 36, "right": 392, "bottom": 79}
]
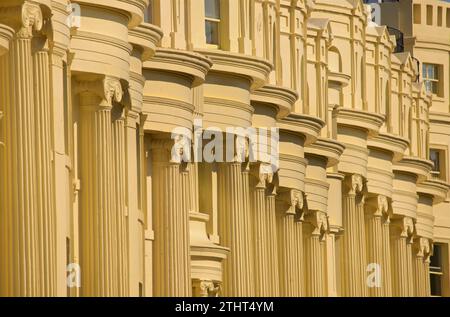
[
  {"left": 341, "top": 192, "right": 359, "bottom": 296},
  {"left": 33, "top": 45, "right": 56, "bottom": 296},
  {"left": 265, "top": 194, "right": 279, "bottom": 296},
  {"left": 152, "top": 140, "right": 191, "bottom": 296},
  {"left": 1, "top": 34, "right": 38, "bottom": 296},
  {"left": 252, "top": 186, "right": 268, "bottom": 296},
  {"left": 218, "top": 162, "right": 253, "bottom": 296},
  {"left": 382, "top": 217, "right": 393, "bottom": 296},
  {"left": 365, "top": 206, "right": 383, "bottom": 297},
  {"left": 276, "top": 213, "right": 297, "bottom": 296}
]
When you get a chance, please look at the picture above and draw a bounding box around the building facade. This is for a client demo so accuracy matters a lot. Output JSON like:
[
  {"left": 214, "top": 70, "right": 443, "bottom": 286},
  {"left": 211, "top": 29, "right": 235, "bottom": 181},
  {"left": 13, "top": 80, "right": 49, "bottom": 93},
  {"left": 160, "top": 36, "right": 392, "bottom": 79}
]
[{"left": 0, "top": 0, "right": 449, "bottom": 297}]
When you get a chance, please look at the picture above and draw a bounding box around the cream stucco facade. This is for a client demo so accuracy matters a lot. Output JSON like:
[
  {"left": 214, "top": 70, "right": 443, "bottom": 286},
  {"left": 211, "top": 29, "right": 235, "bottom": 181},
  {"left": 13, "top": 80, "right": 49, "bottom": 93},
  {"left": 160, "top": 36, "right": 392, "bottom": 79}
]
[{"left": 0, "top": 0, "right": 449, "bottom": 297}]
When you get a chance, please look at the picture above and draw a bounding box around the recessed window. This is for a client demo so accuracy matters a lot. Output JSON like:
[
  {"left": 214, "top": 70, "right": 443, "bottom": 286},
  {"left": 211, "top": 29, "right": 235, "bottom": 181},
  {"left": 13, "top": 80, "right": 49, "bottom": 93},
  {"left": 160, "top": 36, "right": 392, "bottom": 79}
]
[
  {"left": 144, "top": 1, "right": 153, "bottom": 23},
  {"left": 438, "top": 7, "right": 443, "bottom": 27},
  {"left": 430, "top": 148, "right": 447, "bottom": 181},
  {"left": 414, "top": 4, "right": 421, "bottom": 24},
  {"left": 430, "top": 244, "right": 444, "bottom": 297},
  {"left": 447, "top": 8, "right": 450, "bottom": 28},
  {"left": 423, "top": 63, "right": 441, "bottom": 96},
  {"left": 427, "top": 5, "right": 433, "bottom": 25},
  {"left": 205, "top": 0, "right": 221, "bottom": 46}
]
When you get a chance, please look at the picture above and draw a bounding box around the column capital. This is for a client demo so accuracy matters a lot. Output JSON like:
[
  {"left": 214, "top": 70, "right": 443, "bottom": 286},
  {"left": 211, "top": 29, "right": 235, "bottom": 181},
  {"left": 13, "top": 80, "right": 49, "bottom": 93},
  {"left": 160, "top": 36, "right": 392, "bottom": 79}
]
[
  {"left": 193, "top": 280, "right": 220, "bottom": 297},
  {"left": 344, "top": 173, "right": 365, "bottom": 196},
  {"left": 0, "top": 2, "right": 43, "bottom": 39},
  {"left": 74, "top": 76, "right": 123, "bottom": 109},
  {"left": 151, "top": 135, "right": 191, "bottom": 165},
  {"left": 414, "top": 237, "right": 431, "bottom": 259},
  {"left": 304, "top": 211, "right": 329, "bottom": 239},
  {"left": 250, "top": 162, "right": 274, "bottom": 189},
  {"left": 391, "top": 216, "right": 415, "bottom": 239},
  {"left": 366, "top": 194, "right": 390, "bottom": 218},
  {"left": 276, "top": 189, "right": 305, "bottom": 219}
]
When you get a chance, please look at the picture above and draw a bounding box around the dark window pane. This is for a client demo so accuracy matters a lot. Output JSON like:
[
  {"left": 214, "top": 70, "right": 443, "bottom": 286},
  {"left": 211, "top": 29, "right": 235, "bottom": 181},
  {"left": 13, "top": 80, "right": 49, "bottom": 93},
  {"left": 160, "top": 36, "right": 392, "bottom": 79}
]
[
  {"left": 430, "top": 244, "right": 442, "bottom": 269},
  {"left": 430, "top": 150, "right": 441, "bottom": 172},
  {"left": 205, "top": 0, "right": 220, "bottom": 19},
  {"left": 205, "top": 21, "right": 219, "bottom": 45},
  {"left": 431, "top": 274, "right": 442, "bottom": 296}
]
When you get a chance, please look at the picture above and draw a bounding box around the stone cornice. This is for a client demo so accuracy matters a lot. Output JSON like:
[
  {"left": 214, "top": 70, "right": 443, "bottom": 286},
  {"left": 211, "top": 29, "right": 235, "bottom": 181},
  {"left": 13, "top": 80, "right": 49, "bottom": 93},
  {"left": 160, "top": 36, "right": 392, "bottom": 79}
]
[
  {"left": 277, "top": 113, "right": 325, "bottom": 146},
  {"left": 194, "top": 49, "right": 273, "bottom": 90},
  {"left": 367, "top": 132, "right": 410, "bottom": 162},
  {"left": 417, "top": 179, "right": 450, "bottom": 205},
  {"left": 129, "top": 22, "right": 163, "bottom": 62},
  {"left": 393, "top": 156, "right": 434, "bottom": 182},
  {"left": 336, "top": 107, "right": 385, "bottom": 136},
  {"left": 305, "top": 137, "right": 346, "bottom": 168},
  {"left": 144, "top": 48, "right": 213, "bottom": 86},
  {"left": 71, "top": 30, "right": 133, "bottom": 54},
  {"left": 251, "top": 84, "right": 297, "bottom": 120},
  {"left": 0, "top": 23, "right": 14, "bottom": 55},
  {"left": 72, "top": 0, "right": 147, "bottom": 28},
  {"left": 328, "top": 71, "right": 351, "bottom": 87}
]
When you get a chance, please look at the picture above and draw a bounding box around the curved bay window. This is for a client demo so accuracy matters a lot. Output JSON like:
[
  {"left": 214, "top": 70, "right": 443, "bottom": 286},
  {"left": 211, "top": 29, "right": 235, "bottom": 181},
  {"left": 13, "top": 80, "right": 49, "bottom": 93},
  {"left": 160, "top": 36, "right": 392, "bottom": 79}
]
[{"left": 205, "top": 0, "right": 221, "bottom": 46}]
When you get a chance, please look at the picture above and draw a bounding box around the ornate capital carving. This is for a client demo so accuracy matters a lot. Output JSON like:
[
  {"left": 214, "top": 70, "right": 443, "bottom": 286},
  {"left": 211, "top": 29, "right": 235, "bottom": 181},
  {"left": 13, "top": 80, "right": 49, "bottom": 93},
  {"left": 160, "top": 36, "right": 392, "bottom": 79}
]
[
  {"left": 367, "top": 195, "right": 390, "bottom": 217},
  {"left": 0, "top": 2, "right": 43, "bottom": 39},
  {"left": 75, "top": 76, "right": 123, "bottom": 109},
  {"left": 151, "top": 135, "right": 191, "bottom": 165},
  {"left": 344, "top": 174, "right": 365, "bottom": 196},
  {"left": 103, "top": 76, "right": 123, "bottom": 106},
  {"left": 234, "top": 134, "right": 249, "bottom": 163},
  {"left": 415, "top": 237, "right": 431, "bottom": 259},
  {"left": 377, "top": 195, "right": 389, "bottom": 215},
  {"left": 305, "top": 211, "right": 329, "bottom": 239},
  {"left": 194, "top": 280, "right": 220, "bottom": 297},
  {"left": 276, "top": 189, "right": 305, "bottom": 218},
  {"left": 251, "top": 162, "right": 274, "bottom": 189},
  {"left": 392, "top": 216, "right": 415, "bottom": 239}
]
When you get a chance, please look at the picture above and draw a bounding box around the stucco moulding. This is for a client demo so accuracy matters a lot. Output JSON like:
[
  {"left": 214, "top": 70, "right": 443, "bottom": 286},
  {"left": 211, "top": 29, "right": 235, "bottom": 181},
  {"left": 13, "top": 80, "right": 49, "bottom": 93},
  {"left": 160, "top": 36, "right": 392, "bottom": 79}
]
[
  {"left": 367, "top": 132, "right": 410, "bottom": 162},
  {"left": 251, "top": 84, "right": 298, "bottom": 120},
  {"left": 305, "top": 137, "right": 346, "bottom": 168},
  {"left": 277, "top": 113, "right": 325, "bottom": 147},
  {"left": 195, "top": 48, "right": 273, "bottom": 91},
  {"left": 327, "top": 71, "right": 351, "bottom": 87},
  {"left": 144, "top": 48, "right": 213, "bottom": 87},
  {"left": 72, "top": 0, "right": 147, "bottom": 28},
  {"left": 393, "top": 156, "right": 434, "bottom": 183},
  {"left": 336, "top": 107, "right": 385, "bottom": 136},
  {"left": 128, "top": 22, "right": 163, "bottom": 62},
  {"left": 416, "top": 179, "right": 450, "bottom": 205}
]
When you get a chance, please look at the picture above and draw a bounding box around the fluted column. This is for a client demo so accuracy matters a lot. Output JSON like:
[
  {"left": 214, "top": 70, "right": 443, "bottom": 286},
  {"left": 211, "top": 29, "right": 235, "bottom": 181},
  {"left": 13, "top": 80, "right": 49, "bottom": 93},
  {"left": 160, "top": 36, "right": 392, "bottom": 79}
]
[
  {"left": 304, "top": 211, "right": 328, "bottom": 297},
  {"left": 218, "top": 161, "right": 254, "bottom": 296},
  {"left": 390, "top": 217, "right": 415, "bottom": 297},
  {"left": 365, "top": 195, "right": 389, "bottom": 297},
  {"left": 276, "top": 190, "right": 305, "bottom": 297},
  {"left": 341, "top": 174, "right": 366, "bottom": 296},
  {"left": 265, "top": 189, "right": 280, "bottom": 296},
  {"left": 382, "top": 214, "right": 393, "bottom": 296},
  {"left": 413, "top": 237, "right": 431, "bottom": 297},
  {"left": 32, "top": 34, "right": 57, "bottom": 296},
  {"left": 77, "top": 77, "right": 125, "bottom": 296},
  {"left": 152, "top": 136, "right": 191, "bottom": 296},
  {"left": 250, "top": 165, "right": 271, "bottom": 296},
  {"left": 112, "top": 106, "right": 129, "bottom": 296},
  {"left": 0, "top": 2, "right": 53, "bottom": 296}
]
